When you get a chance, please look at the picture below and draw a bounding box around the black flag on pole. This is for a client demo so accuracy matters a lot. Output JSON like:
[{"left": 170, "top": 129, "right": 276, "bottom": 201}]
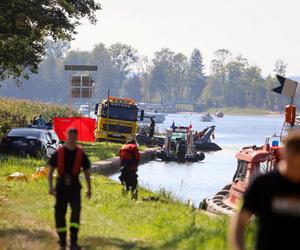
[{"left": 273, "top": 75, "right": 298, "bottom": 98}]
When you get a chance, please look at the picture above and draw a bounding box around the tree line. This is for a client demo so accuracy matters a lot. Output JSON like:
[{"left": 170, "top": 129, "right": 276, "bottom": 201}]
[{"left": 0, "top": 41, "right": 297, "bottom": 111}]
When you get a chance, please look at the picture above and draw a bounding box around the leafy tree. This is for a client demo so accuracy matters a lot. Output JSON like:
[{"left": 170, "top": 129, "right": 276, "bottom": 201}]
[
  {"left": 201, "top": 75, "right": 223, "bottom": 108},
  {"left": 274, "top": 59, "right": 287, "bottom": 76},
  {"left": 107, "top": 43, "right": 139, "bottom": 96},
  {"left": 0, "top": 0, "right": 101, "bottom": 82},
  {"left": 149, "top": 64, "right": 168, "bottom": 104},
  {"left": 136, "top": 56, "right": 152, "bottom": 103},
  {"left": 149, "top": 48, "right": 175, "bottom": 104},
  {"left": 109, "top": 43, "right": 138, "bottom": 76},
  {"left": 210, "top": 49, "right": 232, "bottom": 102},
  {"left": 171, "top": 53, "right": 189, "bottom": 102},
  {"left": 91, "top": 43, "right": 119, "bottom": 98},
  {"left": 188, "top": 49, "right": 206, "bottom": 102},
  {"left": 1, "top": 41, "right": 296, "bottom": 112},
  {"left": 243, "top": 66, "right": 265, "bottom": 108},
  {"left": 211, "top": 49, "right": 232, "bottom": 74},
  {"left": 121, "top": 75, "right": 142, "bottom": 101},
  {"left": 224, "top": 55, "right": 248, "bottom": 106}
]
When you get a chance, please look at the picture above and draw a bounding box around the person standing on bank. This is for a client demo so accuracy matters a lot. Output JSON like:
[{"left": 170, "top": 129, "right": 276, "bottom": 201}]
[
  {"left": 230, "top": 131, "right": 300, "bottom": 250},
  {"left": 36, "top": 114, "right": 46, "bottom": 126},
  {"left": 149, "top": 116, "right": 155, "bottom": 145},
  {"left": 119, "top": 139, "right": 140, "bottom": 199},
  {"left": 48, "top": 128, "right": 91, "bottom": 250}
]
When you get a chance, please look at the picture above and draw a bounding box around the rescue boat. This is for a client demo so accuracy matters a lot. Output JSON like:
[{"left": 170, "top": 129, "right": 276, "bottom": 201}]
[
  {"left": 136, "top": 125, "right": 222, "bottom": 152},
  {"left": 201, "top": 137, "right": 281, "bottom": 215},
  {"left": 156, "top": 126, "right": 205, "bottom": 162},
  {"left": 201, "top": 76, "right": 299, "bottom": 215}
]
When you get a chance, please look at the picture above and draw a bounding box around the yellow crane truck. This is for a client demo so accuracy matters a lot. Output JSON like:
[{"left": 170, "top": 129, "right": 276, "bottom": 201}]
[{"left": 95, "top": 96, "right": 143, "bottom": 143}]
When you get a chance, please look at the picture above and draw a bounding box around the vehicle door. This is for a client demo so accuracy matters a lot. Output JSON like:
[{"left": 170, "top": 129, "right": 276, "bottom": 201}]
[
  {"left": 45, "top": 132, "right": 56, "bottom": 157},
  {"left": 48, "top": 131, "right": 60, "bottom": 147}
]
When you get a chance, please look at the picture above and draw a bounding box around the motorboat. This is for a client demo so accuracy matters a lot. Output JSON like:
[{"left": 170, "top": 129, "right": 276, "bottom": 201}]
[
  {"left": 200, "top": 136, "right": 281, "bottom": 215},
  {"left": 200, "top": 81, "right": 298, "bottom": 215},
  {"left": 156, "top": 126, "right": 205, "bottom": 162},
  {"left": 201, "top": 112, "right": 213, "bottom": 122},
  {"left": 216, "top": 110, "right": 224, "bottom": 118},
  {"left": 136, "top": 125, "right": 222, "bottom": 152},
  {"left": 138, "top": 111, "right": 166, "bottom": 124},
  {"left": 193, "top": 126, "right": 222, "bottom": 152}
]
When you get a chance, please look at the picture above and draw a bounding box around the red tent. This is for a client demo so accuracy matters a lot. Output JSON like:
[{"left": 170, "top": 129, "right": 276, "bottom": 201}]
[{"left": 53, "top": 117, "right": 96, "bottom": 142}]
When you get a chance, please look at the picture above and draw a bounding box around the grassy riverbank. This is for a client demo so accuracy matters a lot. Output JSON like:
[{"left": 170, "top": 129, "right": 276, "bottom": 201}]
[
  {"left": 0, "top": 152, "right": 256, "bottom": 250},
  {"left": 80, "top": 142, "right": 146, "bottom": 162},
  {"left": 80, "top": 142, "right": 122, "bottom": 162},
  {"left": 208, "top": 107, "right": 280, "bottom": 116}
]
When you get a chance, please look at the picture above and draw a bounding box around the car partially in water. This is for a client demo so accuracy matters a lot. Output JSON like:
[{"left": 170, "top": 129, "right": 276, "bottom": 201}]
[{"left": 0, "top": 128, "right": 59, "bottom": 158}]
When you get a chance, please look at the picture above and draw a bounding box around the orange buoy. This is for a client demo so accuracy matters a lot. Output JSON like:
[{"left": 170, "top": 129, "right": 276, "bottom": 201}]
[{"left": 285, "top": 105, "right": 296, "bottom": 125}]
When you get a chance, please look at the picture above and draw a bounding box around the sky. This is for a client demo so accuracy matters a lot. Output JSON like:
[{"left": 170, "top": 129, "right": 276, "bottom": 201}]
[{"left": 71, "top": 0, "right": 300, "bottom": 76}]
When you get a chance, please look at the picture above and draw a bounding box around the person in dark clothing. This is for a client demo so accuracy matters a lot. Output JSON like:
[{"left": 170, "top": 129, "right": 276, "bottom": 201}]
[
  {"left": 230, "top": 131, "right": 300, "bottom": 250},
  {"left": 119, "top": 139, "right": 140, "bottom": 199},
  {"left": 149, "top": 117, "right": 155, "bottom": 145},
  {"left": 37, "top": 114, "right": 46, "bottom": 126},
  {"left": 48, "top": 128, "right": 91, "bottom": 250},
  {"left": 45, "top": 120, "right": 53, "bottom": 128},
  {"left": 32, "top": 117, "right": 38, "bottom": 126}
]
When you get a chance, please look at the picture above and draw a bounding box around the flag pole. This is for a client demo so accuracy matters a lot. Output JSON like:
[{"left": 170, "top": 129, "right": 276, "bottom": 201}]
[{"left": 291, "top": 85, "right": 297, "bottom": 105}]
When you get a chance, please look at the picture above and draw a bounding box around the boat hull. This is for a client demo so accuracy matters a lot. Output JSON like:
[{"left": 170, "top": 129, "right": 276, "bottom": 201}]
[
  {"left": 136, "top": 134, "right": 222, "bottom": 152},
  {"left": 201, "top": 117, "right": 213, "bottom": 122},
  {"left": 201, "top": 184, "right": 235, "bottom": 215},
  {"left": 194, "top": 142, "right": 222, "bottom": 152},
  {"left": 156, "top": 150, "right": 205, "bottom": 162}
]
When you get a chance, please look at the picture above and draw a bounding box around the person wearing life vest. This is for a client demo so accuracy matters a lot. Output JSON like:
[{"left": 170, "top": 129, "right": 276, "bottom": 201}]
[
  {"left": 48, "top": 128, "right": 91, "bottom": 250},
  {"left": 119, "top": 139, "right": 140, "bottom": 199}
]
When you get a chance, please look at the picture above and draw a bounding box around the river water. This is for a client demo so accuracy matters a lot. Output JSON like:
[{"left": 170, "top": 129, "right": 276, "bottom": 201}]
[{"left": 111, "top": 114, "right": 284, "bottom": 206}]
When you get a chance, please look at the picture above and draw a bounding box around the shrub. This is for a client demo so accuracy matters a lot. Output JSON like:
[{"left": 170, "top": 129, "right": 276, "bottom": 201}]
[{"left": 0, "top": 98, "right": 79, "bottom": 138}]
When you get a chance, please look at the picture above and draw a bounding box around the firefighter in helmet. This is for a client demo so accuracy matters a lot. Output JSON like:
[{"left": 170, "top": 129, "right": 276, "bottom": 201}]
[
  {"left": 119, "top": 139, "right": 140, "bottom": 199},
  {"left": 48, "top": 128, "right": 91, "bottom": 250}
]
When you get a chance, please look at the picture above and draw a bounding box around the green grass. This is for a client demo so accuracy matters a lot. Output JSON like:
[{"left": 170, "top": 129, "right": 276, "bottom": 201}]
[
  {"left": 80, "top": 142, "right": 146, "bottom": 162},
  {"left": 208, "top": 107, "right": 280, "bottom": 116},
  {"left": 81, "top": 142, "right": 122, "bottom": 162},
  {"left": 0, "top": 154, "right": 256, "bottom": 250}
]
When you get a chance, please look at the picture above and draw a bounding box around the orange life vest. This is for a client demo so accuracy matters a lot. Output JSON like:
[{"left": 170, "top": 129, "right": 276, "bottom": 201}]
[
  {"left": 119, "top": 143, "right": 140, "bottom": 171},
  {"left": 119, "top": 144, "right": 138, "bottom": 160},
  {"left": 57, "top": 146, "right": 83, "bottom": 177}
]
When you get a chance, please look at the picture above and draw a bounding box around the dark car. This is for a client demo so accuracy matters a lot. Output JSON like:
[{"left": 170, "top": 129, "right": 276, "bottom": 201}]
[{"left": 0, "top": 128, "right": 59, "bottom": 158}]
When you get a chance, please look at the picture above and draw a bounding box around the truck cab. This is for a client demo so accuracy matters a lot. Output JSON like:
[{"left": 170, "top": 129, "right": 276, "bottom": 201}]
[{"left": 95, "top": 96, "right": 143, "bottom": 143}]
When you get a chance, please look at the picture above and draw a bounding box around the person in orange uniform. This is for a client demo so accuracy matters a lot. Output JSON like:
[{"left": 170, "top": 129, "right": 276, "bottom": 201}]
[
  {"left": 48, "top": 128, "right": 91, "bottom": 250},
  {"left": 119, "top": 139, "right": 140, "bottom": 199}
]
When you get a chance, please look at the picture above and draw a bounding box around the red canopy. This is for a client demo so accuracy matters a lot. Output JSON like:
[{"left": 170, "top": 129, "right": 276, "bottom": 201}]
[{"left": 53, "top": 117, "right": 96, "bottom": 142}]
